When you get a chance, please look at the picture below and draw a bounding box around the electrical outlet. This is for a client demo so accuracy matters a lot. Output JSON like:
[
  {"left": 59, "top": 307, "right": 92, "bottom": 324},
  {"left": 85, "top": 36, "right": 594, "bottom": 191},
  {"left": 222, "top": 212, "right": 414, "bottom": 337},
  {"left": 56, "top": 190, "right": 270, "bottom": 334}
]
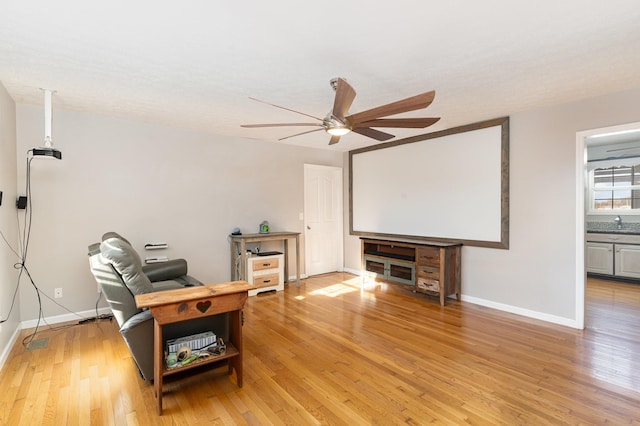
[
  {"left": 54, "top": 288, "right": 63, "bottom": 299},
  {"left": 16, "top": 196, "right": 27, "bottom": 209}
]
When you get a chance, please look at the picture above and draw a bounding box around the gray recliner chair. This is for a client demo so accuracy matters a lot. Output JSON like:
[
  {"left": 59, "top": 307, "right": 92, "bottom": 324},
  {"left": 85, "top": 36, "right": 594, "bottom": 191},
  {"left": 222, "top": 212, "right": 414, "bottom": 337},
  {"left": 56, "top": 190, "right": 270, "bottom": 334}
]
[{"left": 88, "top": 232, "right": 220, "bottom": 381}]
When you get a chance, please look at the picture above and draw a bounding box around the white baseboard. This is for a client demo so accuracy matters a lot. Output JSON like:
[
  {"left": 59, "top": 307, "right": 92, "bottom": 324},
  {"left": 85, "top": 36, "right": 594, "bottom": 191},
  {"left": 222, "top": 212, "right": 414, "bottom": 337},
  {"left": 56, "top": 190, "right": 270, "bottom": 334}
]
[
  {"left": 287, "top": 273, "right": 308, "bottom": 283},
  {"left": 0, "top": 325, "right": 22, "bottom": 372},
  {"left": 461, "top": 295, "right": 581, "bottom": 329},
  {"left": 20, "top": 307, "right": 113, "bottom": 330},
  {"left": 343, "top": 267, "right": 360, "bottom": 276},
  {"left": 289, "top": 269, "right": 360, "bottom": 281}
]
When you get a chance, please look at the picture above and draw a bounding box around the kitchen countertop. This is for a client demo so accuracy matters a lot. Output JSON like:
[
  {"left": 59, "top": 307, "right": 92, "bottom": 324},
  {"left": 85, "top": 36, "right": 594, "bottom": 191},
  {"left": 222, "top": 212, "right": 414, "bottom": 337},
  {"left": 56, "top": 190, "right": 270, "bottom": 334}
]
[{"left": 587, "top": 229, "right": 640, "bottom": 235}]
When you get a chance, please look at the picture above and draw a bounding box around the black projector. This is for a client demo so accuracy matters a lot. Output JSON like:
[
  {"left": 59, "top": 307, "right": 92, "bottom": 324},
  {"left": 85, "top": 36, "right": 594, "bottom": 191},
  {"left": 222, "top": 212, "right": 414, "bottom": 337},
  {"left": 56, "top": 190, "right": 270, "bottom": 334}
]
[{"left": 33, "top": 147, "right": 62, "bottom": 160}]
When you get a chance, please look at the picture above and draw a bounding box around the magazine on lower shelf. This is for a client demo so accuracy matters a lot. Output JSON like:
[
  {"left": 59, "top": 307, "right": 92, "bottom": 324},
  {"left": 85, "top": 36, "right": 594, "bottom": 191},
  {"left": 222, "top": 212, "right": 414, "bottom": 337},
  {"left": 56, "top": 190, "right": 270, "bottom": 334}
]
[
  {"left": 165, "top": 336, "right": 228, "bottom": 369},
  {"left": 166, "top": 331, "right": 217, "bottom": 353}
]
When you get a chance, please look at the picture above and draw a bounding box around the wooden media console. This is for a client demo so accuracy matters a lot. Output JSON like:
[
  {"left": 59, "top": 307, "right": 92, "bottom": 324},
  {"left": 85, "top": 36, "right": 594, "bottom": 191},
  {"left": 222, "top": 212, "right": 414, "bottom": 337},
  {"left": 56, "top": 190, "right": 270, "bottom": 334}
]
[{"left": 361, "top": 237, "right": 462, "bottom": 306}]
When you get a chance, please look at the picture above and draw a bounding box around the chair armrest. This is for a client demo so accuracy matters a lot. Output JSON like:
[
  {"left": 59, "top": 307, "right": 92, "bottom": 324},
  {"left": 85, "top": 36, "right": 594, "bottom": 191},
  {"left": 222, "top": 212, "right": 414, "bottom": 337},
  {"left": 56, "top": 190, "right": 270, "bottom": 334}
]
[
  {"left": 142, "top": 259, "right": 188, "bottom": 282},
  {"left": 120, "top": 309, "right": 153, "bottom": 334},
  {"left": 88, "top": 242, "right": 101, "bottom": 256},
  {"left": 151, "top": 279, "right": 191, "bottom": 292},
  {"left": 119, "top": 310, "right": 155, "bottom": 381}
]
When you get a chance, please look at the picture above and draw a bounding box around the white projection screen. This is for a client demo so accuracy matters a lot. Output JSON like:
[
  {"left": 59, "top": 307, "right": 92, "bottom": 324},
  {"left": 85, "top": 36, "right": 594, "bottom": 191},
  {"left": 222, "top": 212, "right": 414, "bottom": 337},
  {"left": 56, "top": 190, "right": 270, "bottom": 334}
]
[{"left": 349, "top": 117, "right": 509, "bottom": 249}]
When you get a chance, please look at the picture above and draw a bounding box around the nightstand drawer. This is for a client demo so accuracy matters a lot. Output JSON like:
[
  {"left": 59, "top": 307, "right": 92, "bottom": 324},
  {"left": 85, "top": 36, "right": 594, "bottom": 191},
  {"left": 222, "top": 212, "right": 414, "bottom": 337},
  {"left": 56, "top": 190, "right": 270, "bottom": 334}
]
[
  {"left": 253, "top": 273, "right": 279, "bottom": 289},
  {"left": 417, "top": 265, "right": 439, "bottom": 280},
  {"left": 253, "top": 258, "right": 280, "bottom": 272},
  {"left": 417, "top": 247, "right": 440, "bottom": 266},
  {"left": 416, "top": 277, "right": 440, "bottom": 293}
]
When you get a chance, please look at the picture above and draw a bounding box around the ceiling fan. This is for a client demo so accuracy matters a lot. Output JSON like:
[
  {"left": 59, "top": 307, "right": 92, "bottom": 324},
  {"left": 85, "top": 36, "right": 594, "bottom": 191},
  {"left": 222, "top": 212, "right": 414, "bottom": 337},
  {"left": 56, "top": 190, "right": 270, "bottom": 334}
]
[{"left": 241, "top": 78, "right": 440, "bottom": 145}]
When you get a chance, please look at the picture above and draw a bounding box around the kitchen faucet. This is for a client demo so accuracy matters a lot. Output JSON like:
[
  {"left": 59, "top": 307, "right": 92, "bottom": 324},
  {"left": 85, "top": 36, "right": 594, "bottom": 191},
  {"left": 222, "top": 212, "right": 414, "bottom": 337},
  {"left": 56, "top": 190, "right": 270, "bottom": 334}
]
[{"left": 614, "top": 215, "right": 623, "bottom": 229}]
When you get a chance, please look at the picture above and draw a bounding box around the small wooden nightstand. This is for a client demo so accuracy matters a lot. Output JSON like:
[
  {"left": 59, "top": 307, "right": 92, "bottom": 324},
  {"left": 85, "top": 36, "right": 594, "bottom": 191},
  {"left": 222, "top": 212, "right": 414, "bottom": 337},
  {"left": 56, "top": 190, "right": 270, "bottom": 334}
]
[
  {"left": 135, "top": 280, "right": 255, "bottom": 415},
  {"left": 247, "top": 254, "right": 284, "bottom": 296}
]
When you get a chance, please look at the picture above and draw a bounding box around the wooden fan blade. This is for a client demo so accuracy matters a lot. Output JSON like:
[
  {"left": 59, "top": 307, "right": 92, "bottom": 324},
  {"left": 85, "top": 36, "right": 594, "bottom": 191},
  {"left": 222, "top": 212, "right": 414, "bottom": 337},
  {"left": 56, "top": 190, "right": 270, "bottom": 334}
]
[
  {"left": 241, "top": 123, "right": 323, "bottom": 128},
  {"left": 352, "top": 127, "right": 395, "bottom": 141},
  {"left": 347, "top": 90, "right": 436, "bottom": 125},
  {"left": 354, "top": 117, "right": 440, "bottom": 129},
  {"left": 328, "top": 135, "right": 341, "bottom": 145},
  {"left": 249, "top": 97, "right": 323, "bottom": 121},
  {"left": 332, "top": 78, "right": 356, "bottom": 119},
  {"left": 278, "top": 128, "right": 324, "bottom": 141}
]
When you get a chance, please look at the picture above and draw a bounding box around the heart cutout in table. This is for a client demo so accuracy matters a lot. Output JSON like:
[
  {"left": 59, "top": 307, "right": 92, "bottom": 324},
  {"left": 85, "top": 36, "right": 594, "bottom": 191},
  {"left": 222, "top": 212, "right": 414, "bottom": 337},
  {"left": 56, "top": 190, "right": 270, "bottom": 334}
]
[{"left": 196, "top": 300, "right": 211, "bottom": 313}]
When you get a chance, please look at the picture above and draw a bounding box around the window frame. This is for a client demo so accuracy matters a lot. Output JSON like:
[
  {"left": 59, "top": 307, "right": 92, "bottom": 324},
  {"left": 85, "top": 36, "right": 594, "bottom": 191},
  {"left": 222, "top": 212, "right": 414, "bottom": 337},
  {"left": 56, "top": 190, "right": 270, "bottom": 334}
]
[{"left": 588, "top": 161, "right": 640, "bottom": 215}]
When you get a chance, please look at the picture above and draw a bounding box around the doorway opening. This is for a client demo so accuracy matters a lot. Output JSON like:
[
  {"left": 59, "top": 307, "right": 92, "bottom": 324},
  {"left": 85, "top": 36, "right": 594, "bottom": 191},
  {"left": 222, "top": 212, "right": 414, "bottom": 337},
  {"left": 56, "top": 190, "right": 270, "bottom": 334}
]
[{"left": 576, "top": 121, "right": 640, "bottom": 329}]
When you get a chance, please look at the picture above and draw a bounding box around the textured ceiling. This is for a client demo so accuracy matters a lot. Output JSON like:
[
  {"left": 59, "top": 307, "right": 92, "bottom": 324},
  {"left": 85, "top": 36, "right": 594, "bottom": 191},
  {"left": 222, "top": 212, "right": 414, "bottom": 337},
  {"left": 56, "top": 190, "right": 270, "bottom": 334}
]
[{"left": 1, "top": 1, "right": 639, "bottom": 151}]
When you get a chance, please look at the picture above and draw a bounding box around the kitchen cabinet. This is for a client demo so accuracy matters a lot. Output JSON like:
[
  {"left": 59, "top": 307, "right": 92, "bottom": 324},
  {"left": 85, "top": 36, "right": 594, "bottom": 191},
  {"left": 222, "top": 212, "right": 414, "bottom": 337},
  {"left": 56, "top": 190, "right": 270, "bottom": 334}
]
[
  {"left": 614, "top": 244, "right": 640, "bottom": 279},
  {"left": 586, "top": 233, "right": 640, "bottom": 279},
  {"left": 586, "top": 242, "right": 614, "bottom": 275}
]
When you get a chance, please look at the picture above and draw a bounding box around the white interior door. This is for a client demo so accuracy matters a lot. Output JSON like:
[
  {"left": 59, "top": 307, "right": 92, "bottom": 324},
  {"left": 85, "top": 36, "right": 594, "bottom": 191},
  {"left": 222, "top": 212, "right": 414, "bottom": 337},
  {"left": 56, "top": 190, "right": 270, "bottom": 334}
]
[{"left": 304, "top": 164, "right": 343, "bottom": 276}]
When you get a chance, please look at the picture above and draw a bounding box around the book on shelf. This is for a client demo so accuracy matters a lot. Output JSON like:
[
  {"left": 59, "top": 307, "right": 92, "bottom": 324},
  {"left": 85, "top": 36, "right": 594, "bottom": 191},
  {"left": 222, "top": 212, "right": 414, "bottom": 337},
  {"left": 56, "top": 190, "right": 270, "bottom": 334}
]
[{"left": 166, "top": 331, "right": 217, "bottom": 353}]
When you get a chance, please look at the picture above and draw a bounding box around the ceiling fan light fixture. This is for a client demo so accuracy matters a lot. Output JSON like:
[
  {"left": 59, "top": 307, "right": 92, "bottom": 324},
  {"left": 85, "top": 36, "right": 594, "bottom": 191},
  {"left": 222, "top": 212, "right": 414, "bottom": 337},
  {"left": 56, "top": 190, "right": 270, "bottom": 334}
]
[
  {"left": 324, "top": 114, "right": 351, "bottom": 136},
  {"left": 243, "top": 78, "right": 438, "bottom": 145},
  {"left": 326, "top": 126, "right": 351, "bottom": 136}
]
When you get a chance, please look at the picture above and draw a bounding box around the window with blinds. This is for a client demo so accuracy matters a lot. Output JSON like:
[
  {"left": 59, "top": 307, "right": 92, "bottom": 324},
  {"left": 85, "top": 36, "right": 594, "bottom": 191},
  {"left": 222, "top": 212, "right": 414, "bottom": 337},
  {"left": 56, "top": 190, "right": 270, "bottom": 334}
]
[{"left": 592, "top": 164, "right": 640, "bottom": 211}]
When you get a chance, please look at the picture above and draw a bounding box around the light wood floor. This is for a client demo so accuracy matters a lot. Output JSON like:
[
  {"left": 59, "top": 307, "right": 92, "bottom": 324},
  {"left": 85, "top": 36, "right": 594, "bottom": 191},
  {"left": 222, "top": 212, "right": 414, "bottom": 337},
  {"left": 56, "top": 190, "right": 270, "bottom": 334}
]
[{"left": 1, "top": 273, "right": 639, "bottom": 425}]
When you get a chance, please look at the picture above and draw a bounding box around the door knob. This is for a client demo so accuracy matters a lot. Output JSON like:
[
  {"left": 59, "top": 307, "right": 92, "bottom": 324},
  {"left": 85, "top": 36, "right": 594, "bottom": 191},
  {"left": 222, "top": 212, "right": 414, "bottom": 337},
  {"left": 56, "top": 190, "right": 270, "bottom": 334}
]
[{"left": 307, "top": 225, "right": 311, "bottom": 230}]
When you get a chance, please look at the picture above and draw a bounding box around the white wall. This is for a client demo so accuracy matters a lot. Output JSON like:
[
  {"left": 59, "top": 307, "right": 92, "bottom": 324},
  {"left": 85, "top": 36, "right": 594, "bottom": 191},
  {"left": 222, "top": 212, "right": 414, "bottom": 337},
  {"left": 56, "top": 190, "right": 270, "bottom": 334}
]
[
  {"left": 345, "top": 88, "right": 640, "bottom": 326},
  {"left": 16, "top": 105, "right": 343, "bottom": 323},
  {"left": 13, "top": 87, "right": 640, "bottom": 328},
  {"left": 0, "top": 83, "right": 20, "bottom": 364}
]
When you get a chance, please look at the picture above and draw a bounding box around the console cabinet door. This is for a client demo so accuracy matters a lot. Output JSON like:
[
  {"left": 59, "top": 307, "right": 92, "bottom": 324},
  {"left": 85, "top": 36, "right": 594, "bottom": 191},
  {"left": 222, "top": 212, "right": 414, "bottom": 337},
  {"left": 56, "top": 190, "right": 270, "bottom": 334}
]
[
  {"left": 363, "top": 256, "right": 415, "bottom": 285},
  {"left": 387, "top": 260, "right": 415, "bottom": 286},
  {"left": 363, "top": 256, "right": 387, "bottom": 280},
  {"left": 586, "top": 242, "right": 613, "bottom": 275},
  {"left": 614, "top": 244, "right": 640, "bottom": 278}
]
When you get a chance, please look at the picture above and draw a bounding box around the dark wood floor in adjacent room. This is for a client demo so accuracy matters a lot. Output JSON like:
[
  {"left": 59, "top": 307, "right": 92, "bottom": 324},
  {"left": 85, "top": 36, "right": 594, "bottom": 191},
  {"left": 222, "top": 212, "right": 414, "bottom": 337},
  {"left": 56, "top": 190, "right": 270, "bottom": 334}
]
[{"left": 1, "top": 274, "right": 639, "bottom": 424}]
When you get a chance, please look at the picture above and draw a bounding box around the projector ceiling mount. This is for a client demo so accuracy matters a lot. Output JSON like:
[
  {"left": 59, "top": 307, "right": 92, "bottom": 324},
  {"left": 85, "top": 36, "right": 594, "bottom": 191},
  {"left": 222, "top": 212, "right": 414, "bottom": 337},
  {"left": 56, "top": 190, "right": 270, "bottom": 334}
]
[
  {"left": 242, "top": 78, "right": 440, "bottom": 145},
  {"left": 32, "top": 89, "right": 62, "bottom": 159}
]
